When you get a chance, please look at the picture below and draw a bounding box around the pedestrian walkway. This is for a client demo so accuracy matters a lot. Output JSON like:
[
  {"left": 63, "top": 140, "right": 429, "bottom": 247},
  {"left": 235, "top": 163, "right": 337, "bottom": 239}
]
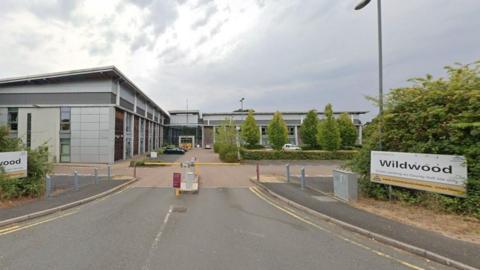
[
  {"left": 0, "top": 179, "right": 129, "bottom": 224},
  {"left": 259, "top": 181, "right": 480, "bottom": 269}
]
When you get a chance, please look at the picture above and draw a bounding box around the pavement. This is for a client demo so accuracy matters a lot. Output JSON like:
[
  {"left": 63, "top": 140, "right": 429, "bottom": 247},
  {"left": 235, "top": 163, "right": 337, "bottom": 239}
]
[
  {"left": 258, "top": 180, "right": 480, "bottom": 269},
  {"left": 0, "top": 179, "right": 129, "bottom": 223}
]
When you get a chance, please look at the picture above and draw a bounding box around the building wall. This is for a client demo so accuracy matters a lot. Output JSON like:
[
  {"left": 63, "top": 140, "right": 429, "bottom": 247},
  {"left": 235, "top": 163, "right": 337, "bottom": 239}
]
[
  {"left": 0, "top": 108, "right": 7, "bottom": 126},
  {"left": 71, "top": 107, "right": 114, "bottom": 163},
  {"left": 170, "top": 113, "right": 199, "bottom": 125},
  {"left": 17, "top": 108, "right": 60, "bottom": 161}
]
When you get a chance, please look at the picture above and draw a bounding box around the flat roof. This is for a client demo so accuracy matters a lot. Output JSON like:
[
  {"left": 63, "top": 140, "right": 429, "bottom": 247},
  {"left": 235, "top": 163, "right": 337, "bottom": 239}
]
[
  {"left": 202, "top": 111, "right": 368, "bottom": 116},
  {"left": 169, "top": 110, "right": 200, "bottom": 114},
  {"left": 0, "top": 66, "right": 168, "bottom": 117}
]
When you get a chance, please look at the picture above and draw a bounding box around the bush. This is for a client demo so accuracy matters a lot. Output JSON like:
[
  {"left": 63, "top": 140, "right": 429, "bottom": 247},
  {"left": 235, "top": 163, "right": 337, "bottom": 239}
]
[
  {"left": 243, "top": 144, "right": 264, "bottom": 150},
  {"left": 241, "top": 149, "right": 357, "bottom": 160},
  {"left": 349, "top": 61, "right": 480, "bottom": 218},
  {"left": 219, "top": 144, "right": 239, "bottom": 162},
  {"left": 317, "top": 104, "right": 341, "bottom": 151},
  {"left": 0, "top": 126, "right": 51, "bottom": 200}
]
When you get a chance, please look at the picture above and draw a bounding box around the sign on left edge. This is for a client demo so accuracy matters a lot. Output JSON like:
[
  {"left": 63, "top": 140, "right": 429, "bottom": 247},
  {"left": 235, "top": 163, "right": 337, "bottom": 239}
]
[{"left": 0, "top": 151, "right": 28, "bottom": 179}]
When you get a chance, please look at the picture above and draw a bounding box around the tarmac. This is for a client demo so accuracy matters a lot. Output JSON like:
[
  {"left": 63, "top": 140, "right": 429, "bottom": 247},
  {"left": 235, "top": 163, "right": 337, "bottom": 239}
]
[{"left": 258, "top": 179, "right": 480, "bottom": 269}]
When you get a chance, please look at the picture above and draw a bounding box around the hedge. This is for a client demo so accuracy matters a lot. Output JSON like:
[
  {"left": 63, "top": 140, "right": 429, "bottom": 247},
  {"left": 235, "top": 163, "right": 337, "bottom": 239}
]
[{"left": 240, "top": 149, "right": 357, "bottom": 160}]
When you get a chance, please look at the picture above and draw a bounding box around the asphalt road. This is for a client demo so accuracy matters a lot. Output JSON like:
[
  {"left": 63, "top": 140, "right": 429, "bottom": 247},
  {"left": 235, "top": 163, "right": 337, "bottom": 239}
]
[{"left": 0, "top": 186, "right": 453, "bottom": 270}]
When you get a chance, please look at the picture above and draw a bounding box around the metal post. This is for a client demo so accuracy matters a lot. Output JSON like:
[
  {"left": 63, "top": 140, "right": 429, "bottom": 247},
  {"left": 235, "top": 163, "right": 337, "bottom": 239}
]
[
  {"left": 256, "top": 162, "right": 260, "bottom": 182},
  {"left": 133, "top": 162, "right": 137, "bottom": 178},
  {"left": 300, "top": 167, "right": 305, "bottom": 190},
  {"left": 74, "top": 171, "right": 79, "bottom": 191},
  {"left": 45, "top": 175, "right": 51, "bottom": 198},
  {"left": 94, "top": 168, "right": 99, "bottom": 184},
  {"left": 286, "top": 164, "right": 290, "bottom": 183},
  {"left": 108, "top": 165, "right": 112, "bottom": 181},
  {"left": 377, "top": 0, "right": 384, "bottom": 151}
]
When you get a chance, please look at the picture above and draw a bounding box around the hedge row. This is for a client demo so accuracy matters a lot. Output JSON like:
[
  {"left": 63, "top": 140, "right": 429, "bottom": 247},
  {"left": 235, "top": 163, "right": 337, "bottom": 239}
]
[{"left": 240, "top": 149, "right": 357, "bottom": 160}]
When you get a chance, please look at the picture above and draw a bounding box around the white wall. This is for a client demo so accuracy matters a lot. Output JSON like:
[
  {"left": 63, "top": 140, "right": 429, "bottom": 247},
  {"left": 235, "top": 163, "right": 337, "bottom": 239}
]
[{"left": 17, "top": 108, "right": 60, "bottom": 162}]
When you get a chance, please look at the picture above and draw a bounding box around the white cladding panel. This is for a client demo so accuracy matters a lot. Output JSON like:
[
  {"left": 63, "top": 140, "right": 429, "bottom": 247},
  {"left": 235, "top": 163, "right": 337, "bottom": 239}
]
[
  {"left": 70, "top": 107, "right": 114, "bottom": 163},
  {"left": 17, "top": 108, "right": 60, "bottom": 162}
]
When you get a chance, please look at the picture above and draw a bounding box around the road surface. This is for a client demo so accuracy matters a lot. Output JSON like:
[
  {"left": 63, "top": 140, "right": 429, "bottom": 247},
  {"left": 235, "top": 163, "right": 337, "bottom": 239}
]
[{"left": 0, "top": 185, "right": 452, "bottom": 270}]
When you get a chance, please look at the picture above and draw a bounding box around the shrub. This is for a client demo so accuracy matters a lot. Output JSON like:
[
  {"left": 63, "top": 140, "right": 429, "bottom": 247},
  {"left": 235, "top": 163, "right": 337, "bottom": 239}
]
[
  {"left": 267, "top": 111, "right": 288, "bottom": 150},
  {"left": 219, "top": 144, "right": 239, "bottom": 162},
  {"left": 0, "top": 126, "right": 51, "bottom": 200},
  {"left": 299, "top": 110, "right": 319, "bottom": 148},
  {"left": 240, "top": 110, "right": 260, "bottom": 147},
  {"left": 337, "top": 112, "right": 357, "bottom": 148},
  {"left": 243, "top": 144, "right": 264, "bottom": 150},
  {"left": 241, "top": 149, "right": 357, "bottom": 160},
  {"left": 349, "top": 61, "right": 480, "bottom": 218},
  {"left": 317, "top": 104, "right": 341, "bottom": 151}
]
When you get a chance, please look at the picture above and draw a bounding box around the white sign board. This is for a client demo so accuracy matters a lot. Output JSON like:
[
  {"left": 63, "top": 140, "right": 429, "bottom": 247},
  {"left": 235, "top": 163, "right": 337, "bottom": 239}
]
[
  {"left": 371, "top": 151, "right": 467, "bottom": 197},
  {"left": 0, "top": 151, "right": 28, "bottom": 179},
  {"left": 150, "top": 152, "right": 158, "bottom": 158}
]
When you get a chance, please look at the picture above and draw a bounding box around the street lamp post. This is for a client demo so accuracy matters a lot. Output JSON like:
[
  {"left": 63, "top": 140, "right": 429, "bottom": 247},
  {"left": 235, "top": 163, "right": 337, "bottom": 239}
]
[
  {"left": 355, "top": 0, "right": 383, "bottom": 150},
  {"left": 240, "top": 97, "right": 245, "bottom": 111}
]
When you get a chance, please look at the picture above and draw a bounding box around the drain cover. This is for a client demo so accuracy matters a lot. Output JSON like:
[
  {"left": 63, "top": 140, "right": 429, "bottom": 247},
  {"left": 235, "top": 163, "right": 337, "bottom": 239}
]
[{"left": 171, "top": 206, "right": 187, "bottom": 213}]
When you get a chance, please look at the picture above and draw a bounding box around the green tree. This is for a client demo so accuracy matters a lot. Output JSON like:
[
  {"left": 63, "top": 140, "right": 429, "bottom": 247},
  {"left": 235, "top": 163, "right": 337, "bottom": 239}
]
[
  {"left": 337, "top": 112, "right": 357, "bottom": 148},
  {"left": 317, "top": 104, "right": 341, "bottom": 151},
  {"left": 267, "top": 111, "right": 288, "bottom": 150},
  {"left": 214, "top": 118, "right": 239, "bottom": 162},
  {"left": 240, "top": 111, "right": 260, "bottom": 147},
  {"left": 350, "top": 61, "right": 480, "bottom": 218},
  {"left": 299, "top": 110, "right": 319, "bottom": 148}
]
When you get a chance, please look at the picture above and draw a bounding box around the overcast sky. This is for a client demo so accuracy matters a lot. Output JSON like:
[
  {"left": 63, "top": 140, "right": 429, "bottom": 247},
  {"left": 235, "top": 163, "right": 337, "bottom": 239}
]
[{"left": 0, "top": 0, "right": 479, "bottom": 120}]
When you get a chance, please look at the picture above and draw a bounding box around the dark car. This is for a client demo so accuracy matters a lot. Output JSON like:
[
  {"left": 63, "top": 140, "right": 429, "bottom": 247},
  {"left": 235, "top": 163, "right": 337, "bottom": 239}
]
[{"left": 163, "top": 147, "right": 185, "bottom": 155}]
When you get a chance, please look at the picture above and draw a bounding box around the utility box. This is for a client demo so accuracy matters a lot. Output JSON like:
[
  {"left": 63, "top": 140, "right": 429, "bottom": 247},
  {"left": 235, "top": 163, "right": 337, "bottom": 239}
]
[{"left": 333, "top": 170, "right": 358, "bottom": 202}]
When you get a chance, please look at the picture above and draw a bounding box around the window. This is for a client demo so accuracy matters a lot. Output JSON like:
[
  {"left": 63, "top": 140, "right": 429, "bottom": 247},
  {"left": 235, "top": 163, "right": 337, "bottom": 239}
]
[
  {"left": 26, "top": 113, "right": 32, "bottom": 148},
  {"left": 261, "top": 127, "right": 267, "bottom": 135},
  {"left": 288, "top": 126, "right": 295, "bottom": 136},
  {"left": 60, "top": 107, "right": 71, "bottom": 132},
  {"left": 60, "top": 138, "right": 70, "bottom": 162},
  {"left": 125, "top": 113, "right": 132, "bottom": 133},
  {"left": 7, "top": 108, "right": 18, "bottom": 131}
]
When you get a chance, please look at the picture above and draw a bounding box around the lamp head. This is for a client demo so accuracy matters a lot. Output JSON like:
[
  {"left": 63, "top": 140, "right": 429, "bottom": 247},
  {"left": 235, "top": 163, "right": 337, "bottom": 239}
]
[{"left": 354, "top": 0, "right": 371, "bottom": 10}]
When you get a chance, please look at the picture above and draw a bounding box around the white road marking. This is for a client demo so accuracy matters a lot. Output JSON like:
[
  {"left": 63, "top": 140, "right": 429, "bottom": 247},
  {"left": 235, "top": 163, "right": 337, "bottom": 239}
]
[{"left": 141, "top": 205, "right": 173, "bottom": 270}]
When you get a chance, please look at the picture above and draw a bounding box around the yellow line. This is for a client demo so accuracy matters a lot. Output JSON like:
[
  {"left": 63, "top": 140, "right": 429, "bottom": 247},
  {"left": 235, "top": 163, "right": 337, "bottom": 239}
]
[
  {"left": 0, "top": 211, "right": 77, "bottom": 236},
  {"left": 249, "top": 187, "right": 425, "bottom": 270},
  {"left": 0, "top": 225, "right": 19, "bottom": 233}
]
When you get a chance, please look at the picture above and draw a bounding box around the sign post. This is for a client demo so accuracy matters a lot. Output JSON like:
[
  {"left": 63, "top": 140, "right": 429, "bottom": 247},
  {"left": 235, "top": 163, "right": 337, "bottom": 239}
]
[
  {"left": 370, "top": 151, "right": 467, "bottom": 197},
  {"left": 0, "top": 151, "right": 28, "bottom": 179},
  {"left": 173, "top": 172, "right": 181, "bottom": 196}
]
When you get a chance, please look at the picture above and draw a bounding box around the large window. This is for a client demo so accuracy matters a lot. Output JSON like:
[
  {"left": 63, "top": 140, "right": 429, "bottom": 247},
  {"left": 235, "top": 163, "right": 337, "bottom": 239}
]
[
  {"left": 125, "top": 113, "right": 132, "bottom": 133},
  {"left": 60, "top": 138, "right": 71, "bottom": 162},
  {"left": 7, "top": 108, "right": 18, "bottom": 131},
  {"left": 60, "top": 107, "right": 71, "bottom": 132}
]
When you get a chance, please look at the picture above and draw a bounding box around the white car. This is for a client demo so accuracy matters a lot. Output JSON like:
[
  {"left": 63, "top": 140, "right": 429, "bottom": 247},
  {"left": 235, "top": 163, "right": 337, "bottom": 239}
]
[{"left": 282, "top": 144, "right": 301, "bottom": 151}]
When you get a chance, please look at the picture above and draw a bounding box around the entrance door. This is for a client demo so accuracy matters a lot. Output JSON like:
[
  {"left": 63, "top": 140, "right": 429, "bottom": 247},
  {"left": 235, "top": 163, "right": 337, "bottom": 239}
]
[{"left": 179, "top": 136, "right": 194, "bottom": 150}]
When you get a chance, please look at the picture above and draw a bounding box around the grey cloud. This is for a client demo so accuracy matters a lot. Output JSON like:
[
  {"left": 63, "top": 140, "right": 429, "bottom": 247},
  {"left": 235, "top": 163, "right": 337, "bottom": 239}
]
[{"left": 191, "top": 5, "right": 218, "bottom": 29}]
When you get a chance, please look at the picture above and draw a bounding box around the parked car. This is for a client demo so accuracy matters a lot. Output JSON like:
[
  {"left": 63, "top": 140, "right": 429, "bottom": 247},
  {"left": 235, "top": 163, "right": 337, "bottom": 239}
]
[
  {"left": 282, "top": 144, "right": 301, "bottom": 151},
  {"left": 163, "top": 147, "right": 185, "bottom": 155}
]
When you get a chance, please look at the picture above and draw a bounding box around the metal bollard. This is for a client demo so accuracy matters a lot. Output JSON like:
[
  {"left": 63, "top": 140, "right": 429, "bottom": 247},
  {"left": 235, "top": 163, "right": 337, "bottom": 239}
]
[
  {"left": 74, "top": 171, "right": 79, "bottom": 191},
  {"left": 94, "top": 168, "right": 99, "bottom": 184},
  {"left": 133, "top": 162, "right": 137, "bottom": 178},
  {"left": 45, "top": 175, "right": 52, "bottom": 198},
  {"left": 300, "top": 167, "right": 305, "bottom": 190},
  {"left": 256, "top": 162, "right": 260, "bottom": 182},
  {"left": 107, "top": 165, "right": 112, "bottom": 181},
  {"left": 286, "top": 164, "right": 290, "bottom": 183}
]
